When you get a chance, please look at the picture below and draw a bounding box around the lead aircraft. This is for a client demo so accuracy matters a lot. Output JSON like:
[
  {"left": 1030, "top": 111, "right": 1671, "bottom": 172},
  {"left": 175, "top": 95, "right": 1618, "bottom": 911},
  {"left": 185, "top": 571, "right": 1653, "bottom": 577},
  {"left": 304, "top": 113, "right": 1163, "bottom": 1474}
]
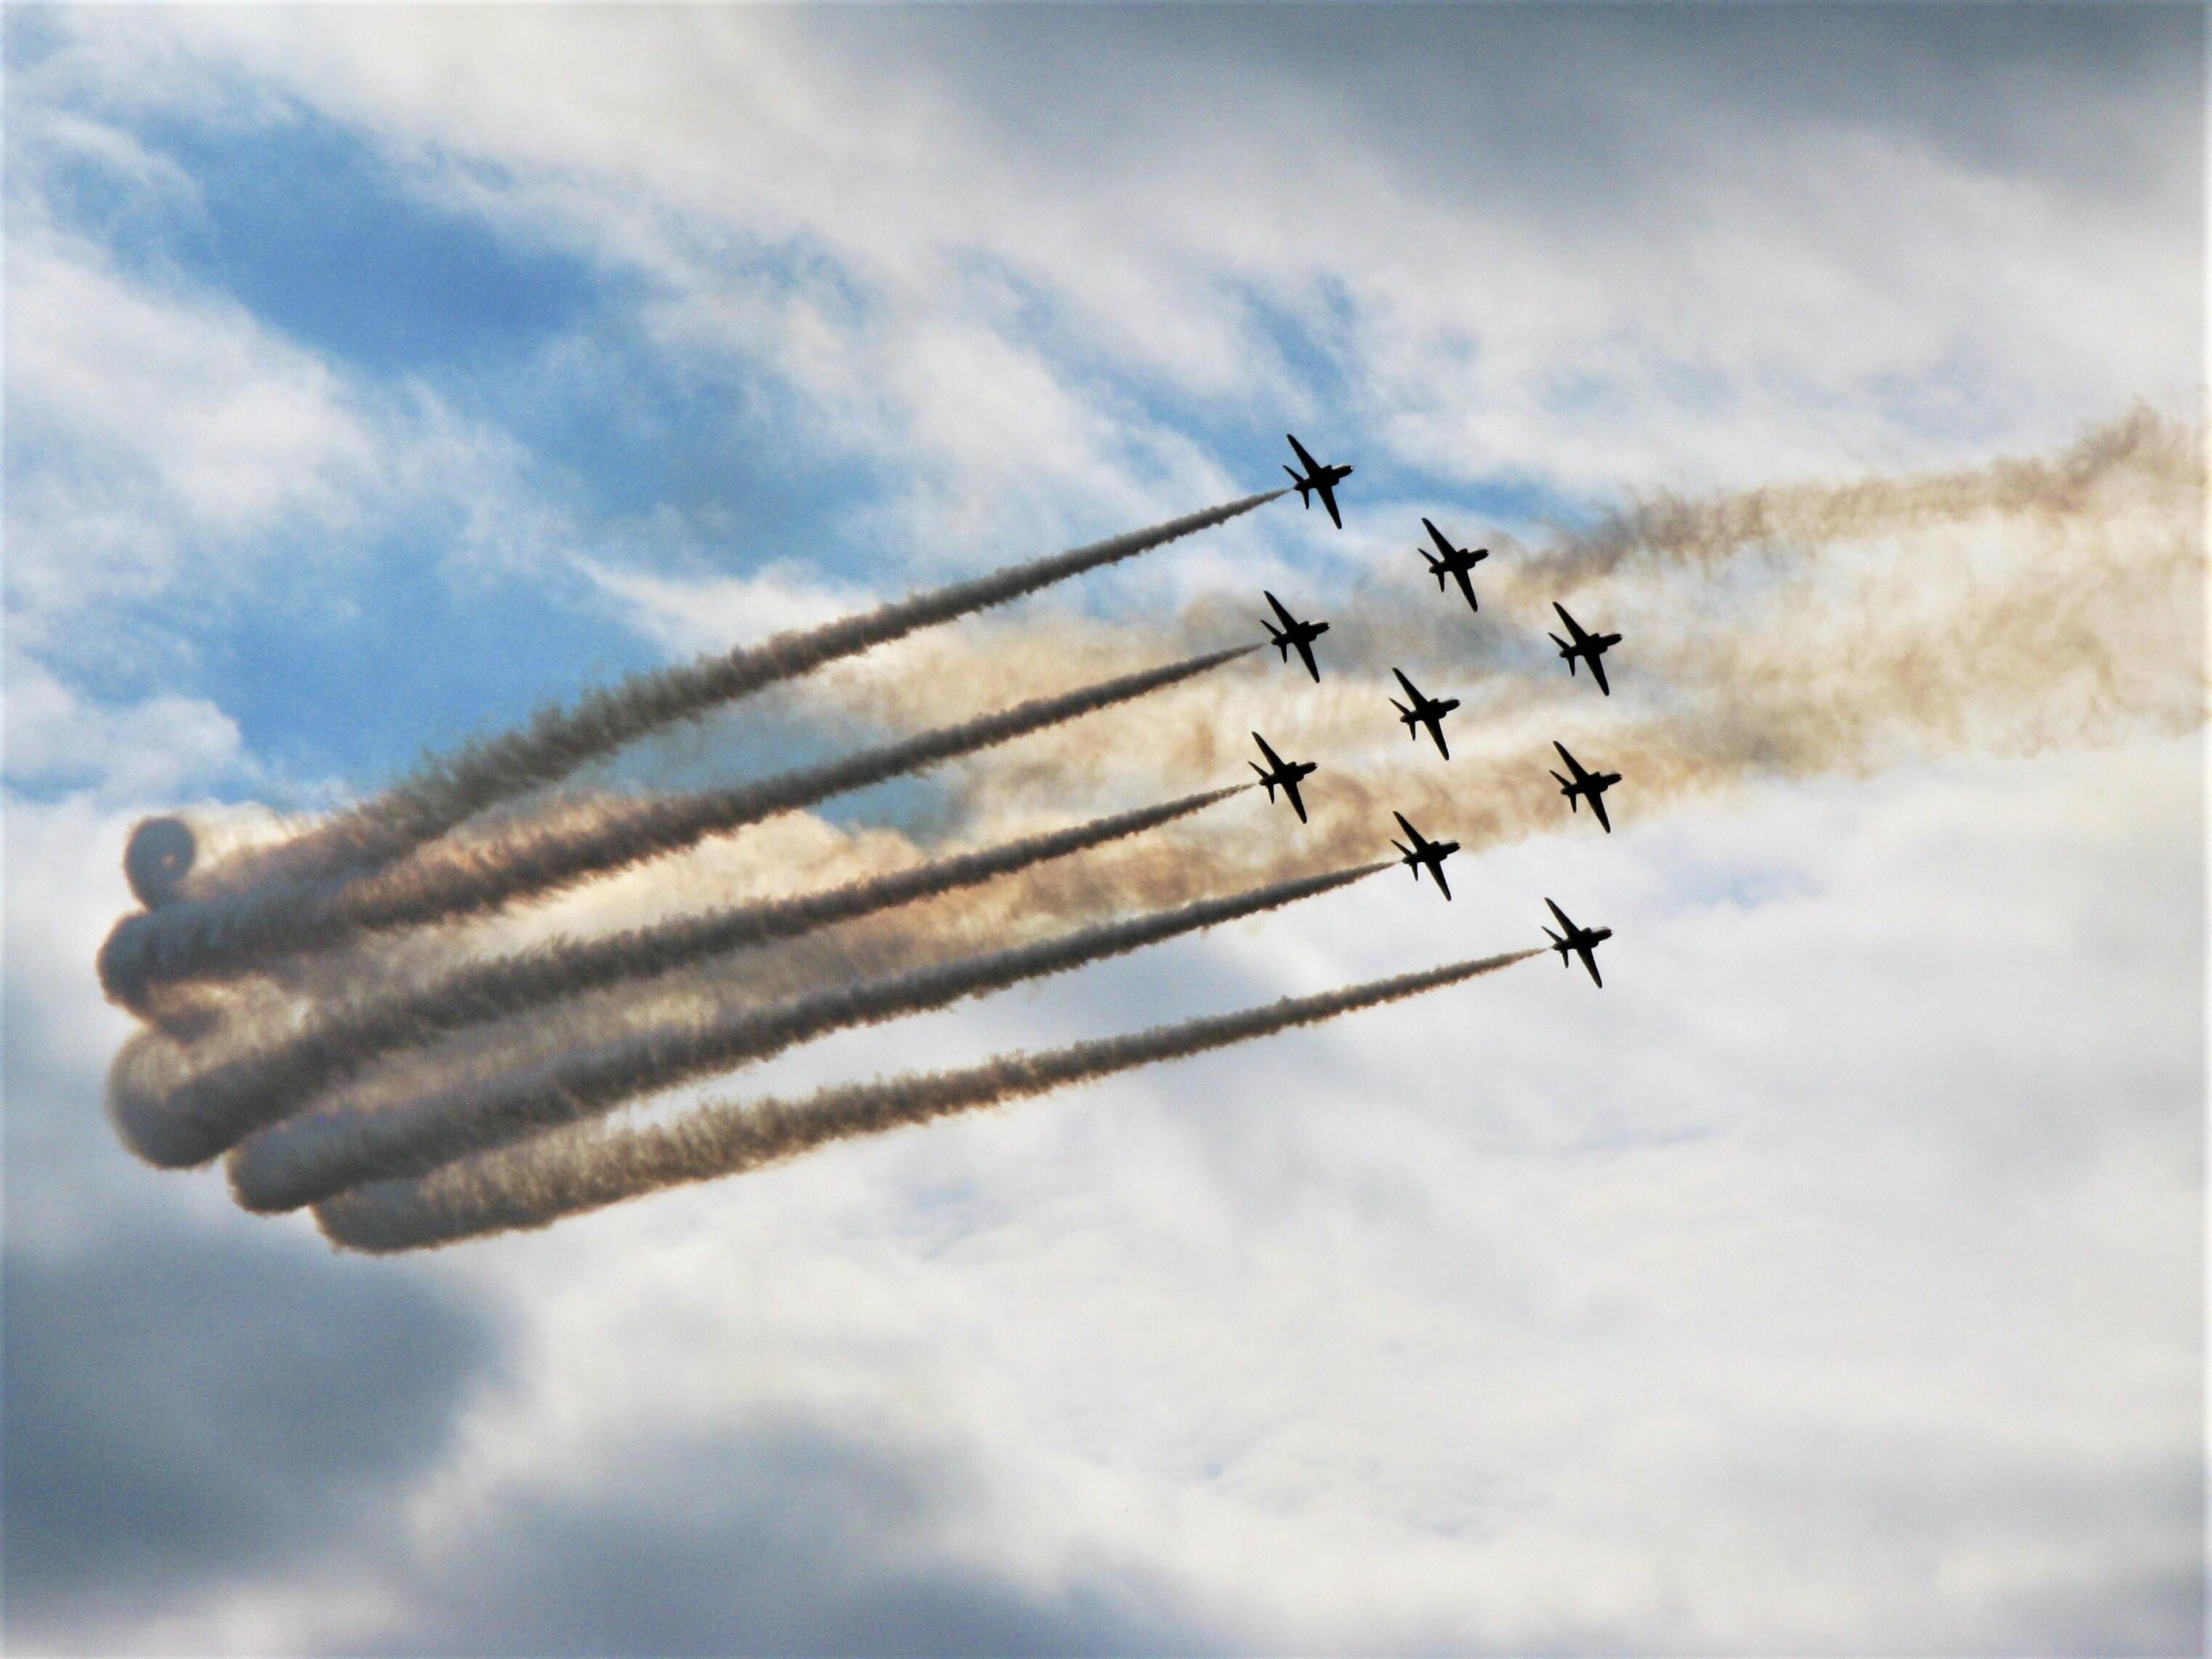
[
  {"left": 1548, "top": 740, "right": 1622, "bottom": 833},
  {"left": 1283, "top": 434, "right": 1354, "bottom": 529},
  {"left": 1250, "top": 732, "right": 1318, "bottom": 823},
  {"left": 1389, "top": 669, "right": 1460, "bottom": 760},
  {"left": 1418, "top": 518, "right": 1488, "bottom": 612},
  {"left": 1389, "top": 810, "right": 1460, "bottom": 900},
  {"left": 1548, "top": 603, "right": 1622, "bottom": 696},
  {"left": 1262, "top": 591, "right": 1330, "bottom": 682},
  {"left": 1543, "top": 898, "right": 1613, "bottom": 987}
]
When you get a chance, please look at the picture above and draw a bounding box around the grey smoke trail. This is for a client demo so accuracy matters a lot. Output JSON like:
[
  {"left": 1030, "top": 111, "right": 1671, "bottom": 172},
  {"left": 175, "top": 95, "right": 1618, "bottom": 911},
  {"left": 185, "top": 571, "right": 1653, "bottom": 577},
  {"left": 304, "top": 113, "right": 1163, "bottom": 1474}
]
[
  {"left": 316, "top": 946, "right": 1545, "bottom": 1252},
  {"left": 200, "top": 489, "right": 1288, "bottom": 895},
  {"left": 112, "top": 784, "right": 1247, "bottom": 1169},
  {"left": 97, "top": 644, "right": 1257, "bottom": 1005},
  {"left": 229, "top": 860, "right": 1392, "bottom": 1214}
]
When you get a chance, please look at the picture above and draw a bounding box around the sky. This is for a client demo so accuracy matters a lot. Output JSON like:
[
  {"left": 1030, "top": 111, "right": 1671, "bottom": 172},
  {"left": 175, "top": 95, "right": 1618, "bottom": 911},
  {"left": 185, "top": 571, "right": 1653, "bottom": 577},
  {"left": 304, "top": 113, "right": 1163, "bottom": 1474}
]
[{"left": 4, "top": 5, "right": 2205, "bottom": 1654}]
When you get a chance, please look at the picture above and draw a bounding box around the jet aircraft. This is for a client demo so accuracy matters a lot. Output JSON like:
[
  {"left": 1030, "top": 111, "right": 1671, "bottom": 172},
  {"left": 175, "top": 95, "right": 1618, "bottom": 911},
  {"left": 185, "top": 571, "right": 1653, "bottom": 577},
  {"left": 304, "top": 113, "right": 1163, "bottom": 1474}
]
[
  {"left": 1548, "top": 603, "right": 1622, "bottom": 696},
  {"left": 1249, "top": 732, "right": 1317, "bottom": 823},
  {"left": 1389, "top": 668, "right": 1460, "bottom": 760},
  {"left": 1542, "top": 898, "right": 1613, "bottom": 987},
  {"left": 1389, "top": 811, "right": 1460, "bottom": 900},
  {"left": 1418, "top": 518, "right": 1488, "bottom": 612},
  {"left": 1262, "top": 591, "right": 1330, "bottom": 682},
  {"left": 1283, "top": 433, "right": 1353, "bottom": 529},
  {"left": 1548, "top": 741, "right": 1622, "bottom": 833}
]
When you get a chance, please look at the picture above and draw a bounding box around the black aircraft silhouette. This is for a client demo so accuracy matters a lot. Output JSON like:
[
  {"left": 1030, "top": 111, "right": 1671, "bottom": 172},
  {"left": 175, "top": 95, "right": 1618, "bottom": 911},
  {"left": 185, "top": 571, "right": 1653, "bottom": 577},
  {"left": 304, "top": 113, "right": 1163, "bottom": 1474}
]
[
  {"left": 1418, "top": 518, "right": 1488, "bottom": 612},
  {"left": 1283, "top": 433, "right": 1353, "bottom": 529},
  {"left": 1549, "top": 740, "right": 1622, "bottom": 833},
  {"left": 1543, "top": 898, "right": 1612, "bottom": 987},
  {"left": 1262, "top": 591, "right": 1330, "bottom": 682},
  {"left": 1548, "top": 603, "right": 1622, "bottom": 696},
  {"left": 1389, "top": 810, "right": 1460, "bottom": 900},
  {"left": 1250, "top": 731, "right": 1317, "bottom": 823},
  {"left": 1389, "top": 668, "right": 1460, "bottom": 760}
]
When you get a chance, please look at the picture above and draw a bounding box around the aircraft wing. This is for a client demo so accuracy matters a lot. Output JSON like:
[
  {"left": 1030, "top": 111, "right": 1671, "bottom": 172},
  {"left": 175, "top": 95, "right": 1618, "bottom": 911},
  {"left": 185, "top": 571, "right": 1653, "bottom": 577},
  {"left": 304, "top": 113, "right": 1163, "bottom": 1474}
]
[
  {"left": 1252, "top": 731, "right": 1285, "bottom": 770},
  {"left": 1315, "top": 479, "right": 1343, "bottom": 529},
  {"left": 1392, "top": 666, "right": 1422, "bottom": 702},
  {"left": 1392, "top": 810, "right": 1423, "bottom": 846},
  {"left": 1423, "top": 517, "right": 1453, "bottom": 558},
  {"left": 1286, "top": 433, "right": 1320, "bottom": 474},
  {"left": 1588, "top": 654, "right": 1611, "bottom": 696},
  {"left": 1426, "top": 718, "right": 1449, "bottom": 760},
  {"left": 1552, "top": 740, "right": 1590, "bottom": 783},
  {"left": 1264, "top": 590, "right": 1297, "bottom": 630},
  {"left": 1589, "top": 791, "right": 1613, "bottom": 834},
  {"left": 1452, "top": 568, "right": 1479, "bottom": 612},
  {"left": 1552, "top": 602, "right": 1590, "bottom": 647},
  {"left": 1282, "top": 774, "right": 1309, "bottom": 823},
  {"left": 1577, "top": 944, "right": 1602, "bottom": 987},
  {"left": 1545, "top": 897, "right": 1576, "bottom": 933},
  {"left": 1293, "top": 638, "right": 1320, "bottom": 681},
  {"left": 1430, "top": 862, "right": 1452, "bottom": 902}
]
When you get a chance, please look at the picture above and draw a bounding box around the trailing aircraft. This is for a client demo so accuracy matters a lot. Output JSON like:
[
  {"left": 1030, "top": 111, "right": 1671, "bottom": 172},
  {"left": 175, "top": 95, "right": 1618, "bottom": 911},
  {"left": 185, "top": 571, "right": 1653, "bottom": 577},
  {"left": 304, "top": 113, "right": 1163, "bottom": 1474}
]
[
  {"left": 1542, "top": 898, "right": 1613, "bottom": 987},
  {"left": 1548, "top": 603, "right": 1622, "bottom": 696},
  {"left": 1249, "top": 732, "right": 1317, "bottom": 823},
  {"left": 1389, "top": 810, "right": 1460, "bottom": 900},
  {"left": 1283, "top": 433, "right": 1353, "bottom": 529},
  {"left": 1262, "top": 591, "right": 1330, "bottom": 682},
  {"left": 1548, "top": 740, "right": 1622, "bottom": 833},
  {"left": 1418, "top": 518, "right": 1488, "bottom": 612},
  {"left": 1389, "top": 668, "right": 1460, "bottom": 760}
]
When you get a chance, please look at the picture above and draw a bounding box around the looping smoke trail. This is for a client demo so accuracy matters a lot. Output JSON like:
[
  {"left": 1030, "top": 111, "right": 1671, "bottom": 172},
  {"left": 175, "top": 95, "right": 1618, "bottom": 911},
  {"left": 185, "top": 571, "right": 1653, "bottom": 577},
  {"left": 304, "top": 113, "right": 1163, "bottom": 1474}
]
[
  {"left": 198, "top": 488, "right": 1289, "bottom": 895},
  {"left": 111, "top": 784, "right": 1249, "bottom": 1169},
  {"left": 96, "top": 643, "right": 1259, "bottom": 1006},
  {"left": 316, "top": 947, "right": 1546, "bottom": 1253},
  {"left": 228, "top": 859, "right": 1393, "bottom": 1214}
]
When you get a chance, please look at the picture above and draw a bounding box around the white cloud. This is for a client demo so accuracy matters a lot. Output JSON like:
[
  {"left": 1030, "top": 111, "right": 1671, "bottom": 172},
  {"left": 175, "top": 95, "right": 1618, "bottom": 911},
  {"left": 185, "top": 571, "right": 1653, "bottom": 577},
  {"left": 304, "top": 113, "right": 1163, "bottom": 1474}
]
[{"left": 31, "top": 5, "right": 2198, "bottom": 562}]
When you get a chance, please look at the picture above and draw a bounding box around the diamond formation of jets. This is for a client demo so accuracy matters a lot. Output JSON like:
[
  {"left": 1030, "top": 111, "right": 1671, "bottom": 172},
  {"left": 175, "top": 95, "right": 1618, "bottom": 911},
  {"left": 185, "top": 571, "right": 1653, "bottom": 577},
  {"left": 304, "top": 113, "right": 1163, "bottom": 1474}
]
[
  {"left": 1418, "top": 518, "right": 1488, "bottom": 613},
  {"left": 1249, "top": 731, "right": 1317, "bottom": 824},
  {"left": 1283, "top": 433, "right": 1354, "bottom": 530},
  {"left": 1253, "top": 437, "right": 1623, "bottom": 984},
  {"left": 1262, "top": 591, "right": 1330, "bottom": 682},
  {"left": 1542, "top": 898, "right": 1612, "bottom": 987},
  {"left": 1389, "top": 810, "right": 1460, "bottom": 901},
  {"left": 1388, "top": 668, "right": 1460, "bottom": 761},
  {"left": 1548, "top": 603, "right": 1622, "bottom": 696},
  {"left": 1549, "top": 740, "right": 1622, "bottom": 834}
]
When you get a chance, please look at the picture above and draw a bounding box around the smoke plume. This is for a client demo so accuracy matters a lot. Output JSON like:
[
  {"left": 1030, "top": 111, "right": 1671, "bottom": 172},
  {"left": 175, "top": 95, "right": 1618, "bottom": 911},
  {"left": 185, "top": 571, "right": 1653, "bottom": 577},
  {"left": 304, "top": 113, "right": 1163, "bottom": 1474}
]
[
  {"left": 97, "top": 643, "right": 1257, "bottom": 1004},
  {"left": 198, "top": 489, "right": 1286, "bottom": 895},
  {"left": 228, "top": 860, "right": 1392, "bottom": 1213},
  {"left": 315, "top": 947, "right": 1544, "bottom": 1253},
  {"left": 111, "top": 785, "right": 1247, "bottom": 1169}
]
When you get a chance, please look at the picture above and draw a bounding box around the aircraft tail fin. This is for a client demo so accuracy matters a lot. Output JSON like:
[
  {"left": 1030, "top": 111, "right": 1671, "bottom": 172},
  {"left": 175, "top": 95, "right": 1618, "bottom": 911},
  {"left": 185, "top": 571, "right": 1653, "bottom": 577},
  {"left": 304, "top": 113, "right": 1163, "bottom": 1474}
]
[{"left": 1250, "top": 763, "right": 1276, "bottom": 798}]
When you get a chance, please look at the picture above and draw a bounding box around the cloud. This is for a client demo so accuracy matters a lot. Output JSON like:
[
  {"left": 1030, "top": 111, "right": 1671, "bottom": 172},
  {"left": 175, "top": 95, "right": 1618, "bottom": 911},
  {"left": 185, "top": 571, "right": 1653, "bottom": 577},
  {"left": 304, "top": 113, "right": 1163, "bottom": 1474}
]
[{"left": 1, "top": 1223, "right": 503, "bottom": 1647}]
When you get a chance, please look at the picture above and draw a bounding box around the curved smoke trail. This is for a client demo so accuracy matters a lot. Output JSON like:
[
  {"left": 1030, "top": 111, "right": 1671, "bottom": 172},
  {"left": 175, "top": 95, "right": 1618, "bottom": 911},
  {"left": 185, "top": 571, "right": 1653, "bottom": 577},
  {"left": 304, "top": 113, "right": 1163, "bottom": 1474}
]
[
  {"left": 97, "top": 644, "right": 1258, "bottom": 1005},
  {"left": 112, "top": 784, "right": 1248, "bottom": 1169},
  {"left": 228, "top": 860, "right": 1392, "bottom": 1213},
  {"left": 315, "top": 946, "right": 1544, "bottom": 1252}
]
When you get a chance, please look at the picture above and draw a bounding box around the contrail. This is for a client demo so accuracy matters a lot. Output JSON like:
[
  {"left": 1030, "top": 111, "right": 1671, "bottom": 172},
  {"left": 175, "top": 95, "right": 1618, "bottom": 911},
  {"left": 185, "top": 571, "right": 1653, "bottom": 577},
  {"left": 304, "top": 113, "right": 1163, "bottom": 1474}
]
[
  {"left": 111, "top": 784, "right": 1248, "bottom": 1169},
  {"left": 1522, "top": 404, "right": 2194, "bottom": 589},
  {"left": 315, "top": 946, "right": 1544, "bottom": 1252},
  {"left": 228, "top": 860, "right": 1392, "bottom": 1213},
  {"left": 192, "top": 488, "right": 1289, "bottom": 896},
  {"left": 96, "top": 643, "right": 1259, "bottom": 1005}
]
